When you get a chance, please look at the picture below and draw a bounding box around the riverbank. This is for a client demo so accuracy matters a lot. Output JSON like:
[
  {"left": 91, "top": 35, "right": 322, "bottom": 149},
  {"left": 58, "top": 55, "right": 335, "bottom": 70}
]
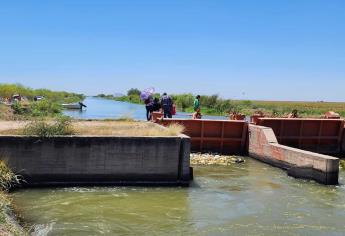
[
  {"left": 0, "top": 83, "right": 85, "bottom": 119},
  {"left": 96, "top": 93, "right": 345, "bottom": 118},
  {"left": 0, "top": 191, "right": 24, "bottom": 235}
]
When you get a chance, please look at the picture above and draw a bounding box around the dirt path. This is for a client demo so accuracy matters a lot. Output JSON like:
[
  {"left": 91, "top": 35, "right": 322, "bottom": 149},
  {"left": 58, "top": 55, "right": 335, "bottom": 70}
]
[{"left": 0, "top": 121, "right": 28, "bottom": 132}]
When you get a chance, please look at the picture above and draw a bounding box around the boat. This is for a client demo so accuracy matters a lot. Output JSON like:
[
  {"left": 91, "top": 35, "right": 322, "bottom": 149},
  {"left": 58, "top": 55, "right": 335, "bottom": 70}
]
[{"left": 62, "top": 102, "right": 87, "bottom": 110}]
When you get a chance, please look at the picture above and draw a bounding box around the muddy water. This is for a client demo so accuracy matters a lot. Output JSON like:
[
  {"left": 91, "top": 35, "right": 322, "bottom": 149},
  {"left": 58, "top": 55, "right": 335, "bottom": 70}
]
[{"left": 13, "top": 158, "right": 345, "bottom": 236}]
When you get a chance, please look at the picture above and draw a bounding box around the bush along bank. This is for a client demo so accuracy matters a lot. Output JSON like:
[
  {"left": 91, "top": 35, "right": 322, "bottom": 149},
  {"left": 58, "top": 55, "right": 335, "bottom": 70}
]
[
  {"left": 0, "top": 160, "right": 24, "bottom": 235},
  {"left": 0, "top": 83, "right": 84, "bottom": 104},
  {"left": 23, "top": 116, "right": 75, "bottom": 137},
  {"left": 0, "top": 83, "right": 85, "bottom": 120}
]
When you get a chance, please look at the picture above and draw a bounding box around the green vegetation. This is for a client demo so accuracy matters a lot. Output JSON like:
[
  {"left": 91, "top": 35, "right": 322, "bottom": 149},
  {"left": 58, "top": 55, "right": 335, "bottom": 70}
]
[
  {"left": 97, "top": 89, "right": 345, "bottom": 118},
  {"left": 0, "top": 83, "right": 84, "bottom": 103},
  {"left": 0, "top": 160, "right": 23, "bottom": 235},
  {"left": 0, "top": 160, "right": 21, "bottom": 192},
  {"left": 0, "top": 83, "right": 84, "bottom": 119},
  {"left": 24, "top": 116, "right": 75, "bottom": 137}
]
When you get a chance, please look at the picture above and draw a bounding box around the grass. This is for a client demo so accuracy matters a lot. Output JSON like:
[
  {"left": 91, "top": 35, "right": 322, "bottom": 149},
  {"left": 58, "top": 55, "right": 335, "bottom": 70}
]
[
  {"left": 0, "top": 105, "right": 14, "bottom": 121},
  {"left": 237, "top": 100, "right": 345, "bottom": 117},
  {"left": 0, "top": 120, "right": 185, "bottom": 137},
  {"left": 0, "top": 161, "right": 21, "bottom": 191},
  {"left": 73, "top": 120, "right": 185, "bottom": 136},
  {"left": 0, "top": 160, "right": 23, "bottom": 235}
]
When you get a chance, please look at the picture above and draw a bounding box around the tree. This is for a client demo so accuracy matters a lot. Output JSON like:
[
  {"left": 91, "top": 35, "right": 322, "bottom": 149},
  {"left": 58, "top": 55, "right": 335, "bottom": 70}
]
[{"left": 127, "top": 88, "right": 141, "bottom": 97}]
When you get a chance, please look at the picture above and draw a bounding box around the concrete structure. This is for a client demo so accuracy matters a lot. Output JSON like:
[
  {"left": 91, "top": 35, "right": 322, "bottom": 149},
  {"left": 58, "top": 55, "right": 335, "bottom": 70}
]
[
  {"left": 255, "top": 118, "right": 344, "bottom": 155},
  {"left": 0, "top": 135, "right": 191, "bottom": 187},
  {"left": 156, "top": 118, "right": 248, "bottom": 154},
  {"left": 248, "top": 125, "right": 339, "bottom": 185}
]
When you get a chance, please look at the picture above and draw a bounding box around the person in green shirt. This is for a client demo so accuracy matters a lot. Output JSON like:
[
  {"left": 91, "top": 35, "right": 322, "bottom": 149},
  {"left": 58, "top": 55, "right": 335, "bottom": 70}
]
[{"left": 194, "top": 95, "right": 201, "bottom": 112}]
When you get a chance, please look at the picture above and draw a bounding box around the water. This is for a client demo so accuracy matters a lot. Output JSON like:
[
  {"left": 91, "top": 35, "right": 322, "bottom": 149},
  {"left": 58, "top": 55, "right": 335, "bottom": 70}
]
[
  {"left": 63, "top": 97, "right": 228, "bottom": 120},
  {"left": 13, "top": 158, "right": 345, "bottom": 236}
]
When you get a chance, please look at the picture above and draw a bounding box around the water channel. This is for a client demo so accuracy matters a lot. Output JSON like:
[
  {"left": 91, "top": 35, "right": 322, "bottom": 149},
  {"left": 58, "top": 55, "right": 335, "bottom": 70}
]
[
  {"left": 13, "top": 159, "right": 345, "bottom": 235},
  {"left": 63, "top": 96, "right": 228, "bottom": 121},
  {"left": 12, "top": 97, "right": 345, "bottom": 235}
]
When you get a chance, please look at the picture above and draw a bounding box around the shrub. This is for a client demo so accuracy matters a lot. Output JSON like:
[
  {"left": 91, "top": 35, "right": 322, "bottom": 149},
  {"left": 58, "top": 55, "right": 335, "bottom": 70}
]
[
  {"left": 172, "top": 94, "right": 194, "bottom": 111},
  {"left": 0, "top": 160, "right": 21, "bottom": 191},
  {"left": 10, "top": 102, "right": 25, "bottom": 115},
  {"left": 24, "top": 116, "right": 75, "bottom": 137},
  {"left": 30, "top": 100, "right": 62, "bottom": 117},
  {"left": 201, "top": 94, "right": 219, "bottom": 108}
]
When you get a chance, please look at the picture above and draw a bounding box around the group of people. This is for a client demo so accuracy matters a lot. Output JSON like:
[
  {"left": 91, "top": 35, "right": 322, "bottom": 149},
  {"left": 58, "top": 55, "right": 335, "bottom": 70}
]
[
  {"left": 144, "top": 93, "right": 202, "bottom": 121},
  {"left": 144, "top": 92, "right": 177, "bottom": 121}
]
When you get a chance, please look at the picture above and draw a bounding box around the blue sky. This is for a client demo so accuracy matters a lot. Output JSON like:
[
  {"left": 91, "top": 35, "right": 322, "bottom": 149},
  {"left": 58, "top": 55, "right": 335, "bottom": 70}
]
[{"left": 0, "top": 0, "right": 344, "bottom": 101}]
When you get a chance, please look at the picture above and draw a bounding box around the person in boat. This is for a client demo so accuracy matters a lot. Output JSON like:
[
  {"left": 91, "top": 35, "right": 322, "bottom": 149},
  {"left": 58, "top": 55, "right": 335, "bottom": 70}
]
[
  {"left": 160, "top": 92, "right": 173, "bottom": 118},
  {"left": 288, "top": 109, "right": 298, "bottom": 118},
  {"left": 192, "top": 107, "right": 202, "bottom": 119},
  {"left": 144, "top": 95, "right": 154, "bottom": 121},
  {"left": 194, "top": 95, "right": 201, "bottom": 112}
]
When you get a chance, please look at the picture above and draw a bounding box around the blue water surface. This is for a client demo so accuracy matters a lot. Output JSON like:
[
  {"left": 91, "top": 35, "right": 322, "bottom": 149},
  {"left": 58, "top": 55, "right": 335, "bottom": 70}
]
[{"left": 64, "top": 97, "right": 228, "bottom": 120}]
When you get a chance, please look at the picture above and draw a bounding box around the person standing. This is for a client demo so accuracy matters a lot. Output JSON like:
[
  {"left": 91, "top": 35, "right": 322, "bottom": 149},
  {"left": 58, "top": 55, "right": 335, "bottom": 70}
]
[
  {"left": 145, "top": 95, "right": 154, "bottom": 121},
  {"left": 152, "top": 97, "right": 161, "bottom": 112},
  {"left": 194, "top": 95, "right": 201, "bottom": 112},
  {"left": 160, "top": 92, "right": 173, "bottom": 118},
  {"left": 192, "top": 95, "right": 201, "bottom": 119}
]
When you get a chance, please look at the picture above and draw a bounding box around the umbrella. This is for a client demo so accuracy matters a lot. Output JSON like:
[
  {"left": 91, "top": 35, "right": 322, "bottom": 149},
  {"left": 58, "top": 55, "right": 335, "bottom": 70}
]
[{"left": 140, "top": 87, "right": 155, "bottom": 101}]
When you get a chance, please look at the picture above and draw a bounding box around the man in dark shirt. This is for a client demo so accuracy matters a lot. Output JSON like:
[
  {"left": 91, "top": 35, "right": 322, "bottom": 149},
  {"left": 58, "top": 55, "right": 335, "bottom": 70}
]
[{"left": 160, "top": 92, "right": 173, "bottom": 118}]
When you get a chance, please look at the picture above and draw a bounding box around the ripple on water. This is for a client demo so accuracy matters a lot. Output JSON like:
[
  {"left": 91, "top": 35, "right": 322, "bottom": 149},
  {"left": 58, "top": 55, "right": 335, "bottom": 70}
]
[{"left": 12, "top": 158, "right": 345, "bottom": 235}]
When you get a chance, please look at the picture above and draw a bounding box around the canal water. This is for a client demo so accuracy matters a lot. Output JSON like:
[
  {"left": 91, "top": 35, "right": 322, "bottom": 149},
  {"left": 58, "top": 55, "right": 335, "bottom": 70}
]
[
  {"left": 13, "top": 158, "right": 345, "bottom": 236},
  {"left": 63, "top": 97, "right": 228, "bottom": 120}
]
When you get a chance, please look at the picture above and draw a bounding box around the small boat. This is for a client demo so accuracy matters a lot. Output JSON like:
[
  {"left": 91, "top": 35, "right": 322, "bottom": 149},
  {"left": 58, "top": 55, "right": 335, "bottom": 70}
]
[{"left": 62, "top": 102, "right": 87, "bottom": 110}]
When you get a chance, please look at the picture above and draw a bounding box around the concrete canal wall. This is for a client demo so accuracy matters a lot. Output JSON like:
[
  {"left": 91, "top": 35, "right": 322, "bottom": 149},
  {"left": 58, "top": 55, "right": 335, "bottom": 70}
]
[
  {"left": 0, "top": 135, "right": 191, "bottom": 186},
  {"left": 248, "top": 125, "right": 339, "bottom": 185}
]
